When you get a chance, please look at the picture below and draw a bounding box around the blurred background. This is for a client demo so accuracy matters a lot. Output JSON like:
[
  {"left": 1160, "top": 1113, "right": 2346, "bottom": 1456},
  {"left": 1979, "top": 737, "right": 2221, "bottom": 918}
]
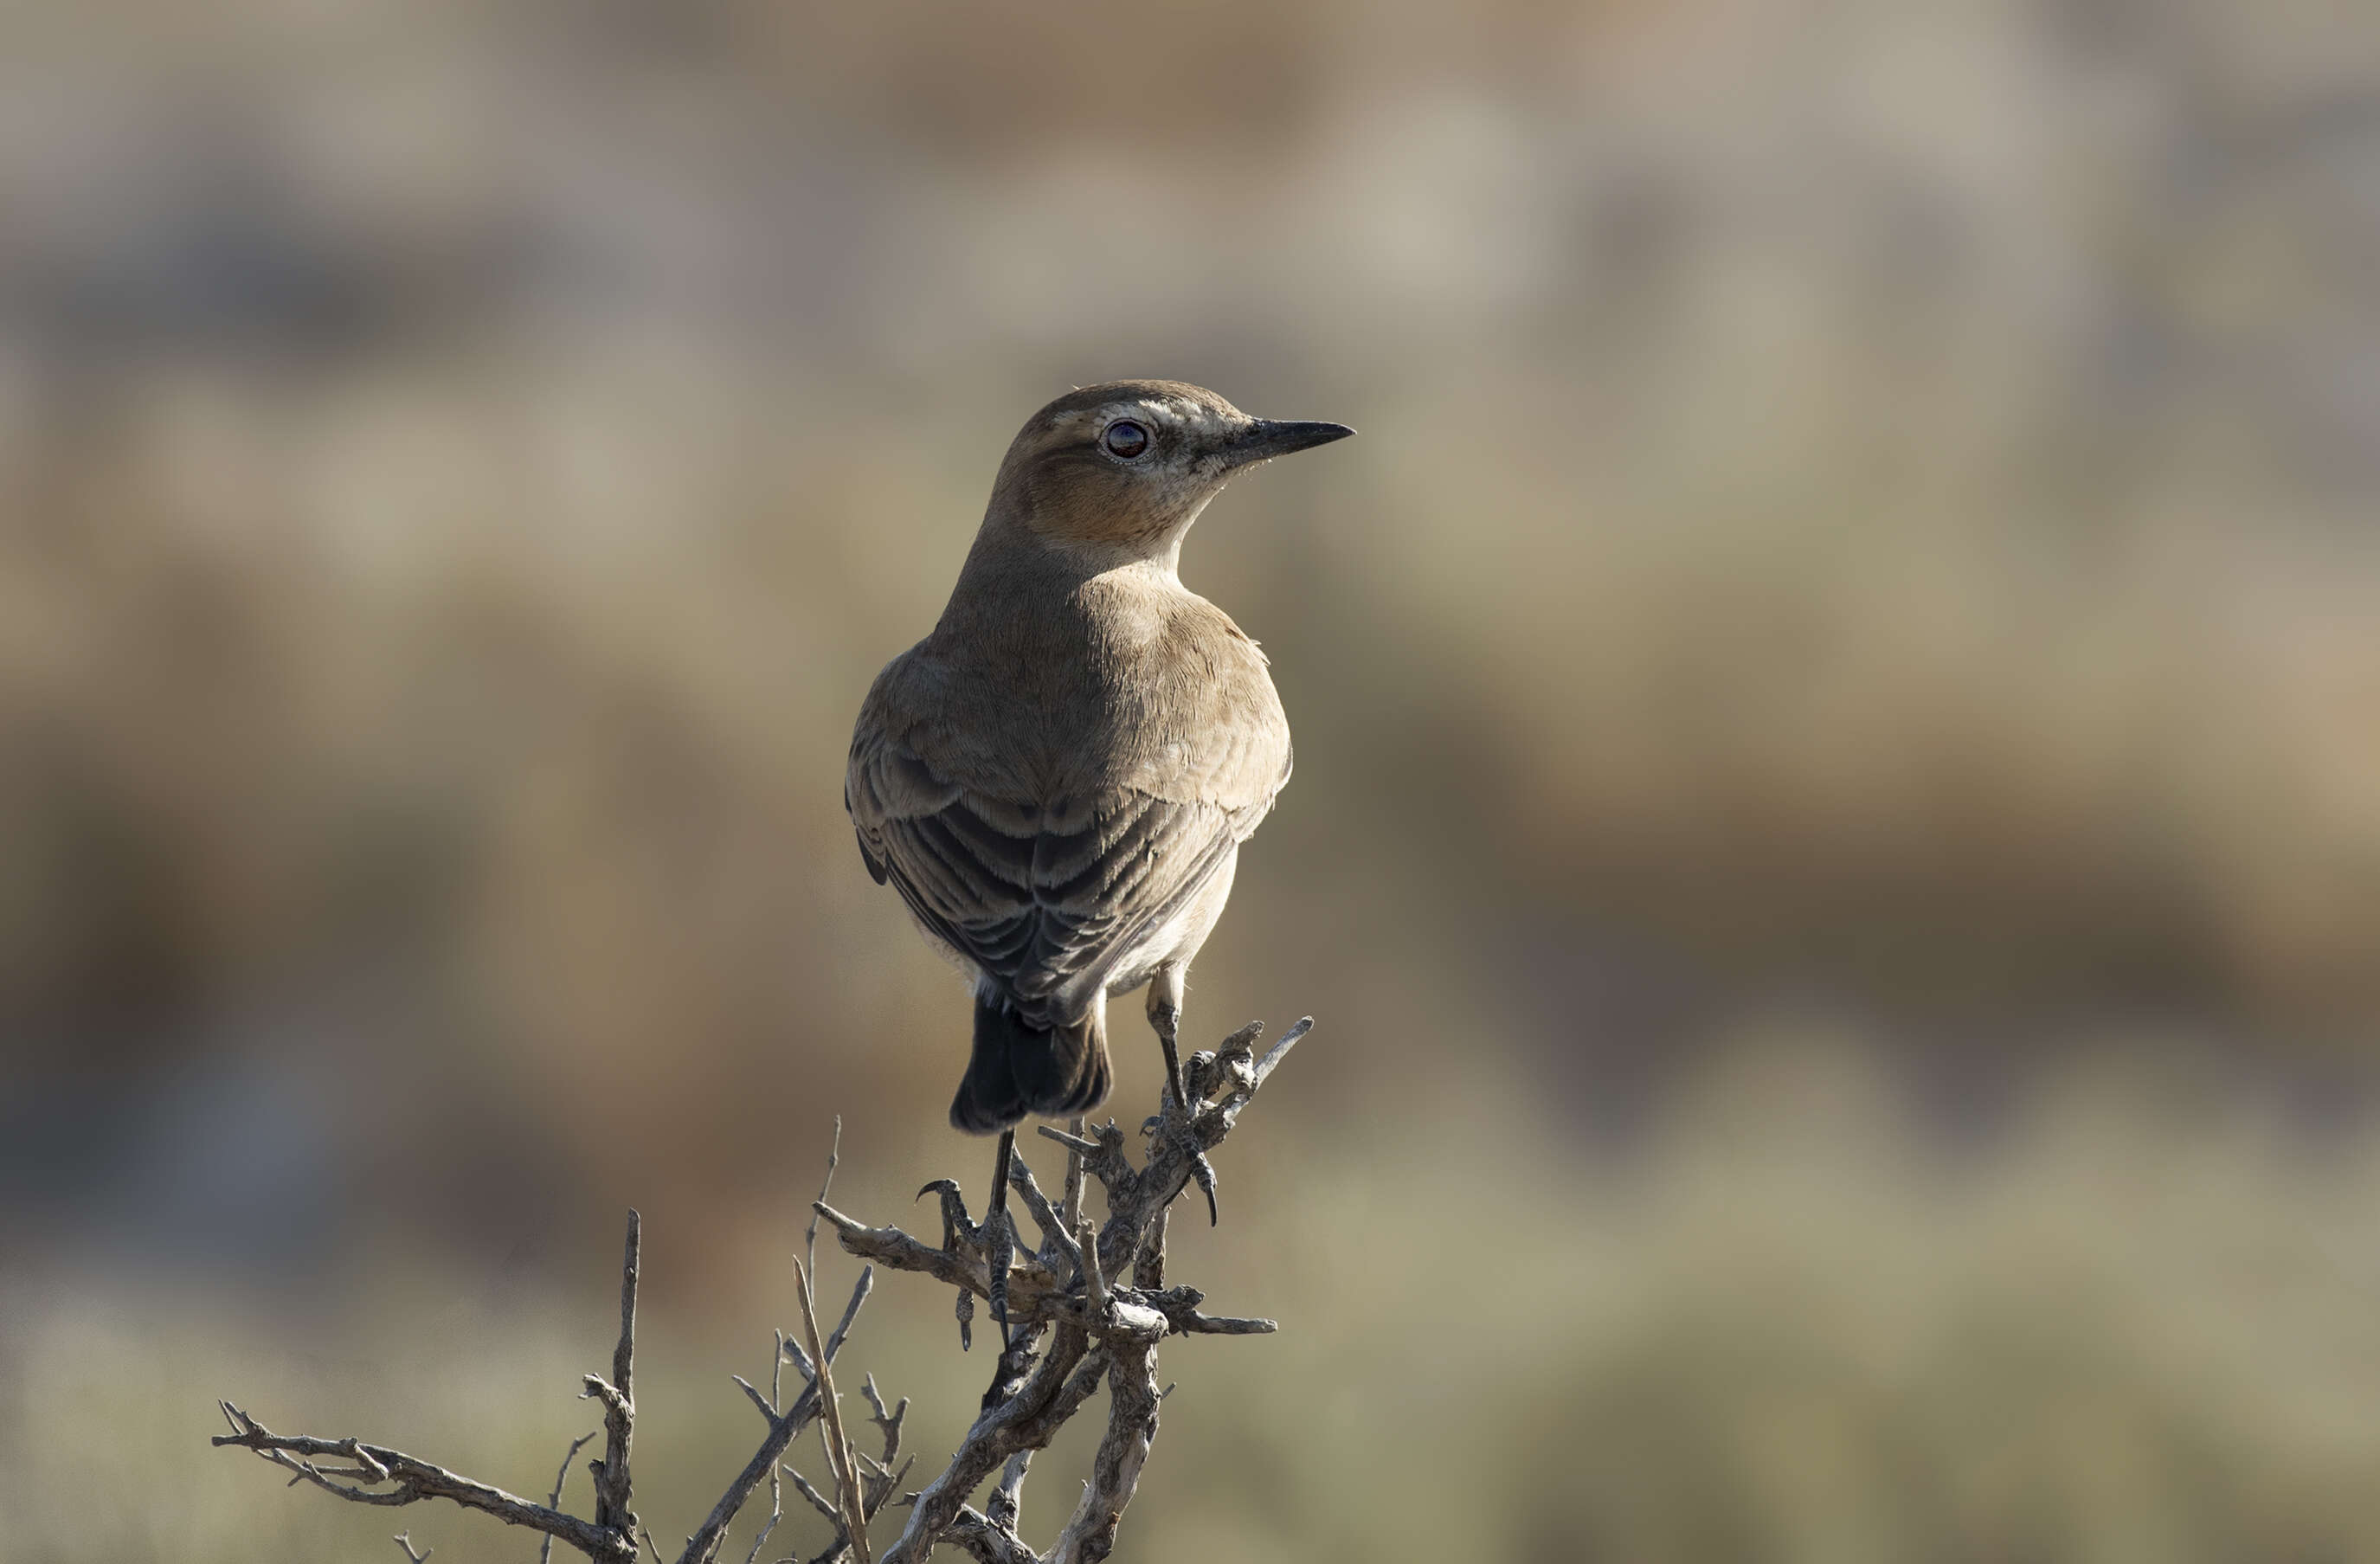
[{"left": 4, "top": 0, "right": 2380, "bottom": 1558}]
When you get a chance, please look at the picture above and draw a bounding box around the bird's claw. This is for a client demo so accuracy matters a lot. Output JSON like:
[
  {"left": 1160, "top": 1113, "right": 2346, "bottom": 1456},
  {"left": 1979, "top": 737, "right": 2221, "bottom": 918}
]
[
  {"left": 1188, "top": 1146, "right": 1219, "bottom": 1226},
  {"left": 917, "top": 1177, "right": 975, "bottom": 1252},
  {"left": 1151, "top": 1007, "right": 1221, "bottom": 1223},
  {"left": 1143, "top": 1104, "right": 1221, "bottom": 1226}
]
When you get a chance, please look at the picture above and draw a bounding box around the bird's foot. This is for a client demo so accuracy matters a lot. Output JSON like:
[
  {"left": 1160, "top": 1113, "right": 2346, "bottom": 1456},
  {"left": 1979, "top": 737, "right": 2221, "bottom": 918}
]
[
  {"left": 982, "top": 1129, "right": 1020, "bottom": 1340},
  {"left": 1149, "top": 1007, "right": 1223, "bottom": 1226},
  {"left": 986, "top": 1211, "right": 1015, "bottom": 1335},
  {"left": 1184, "top": 1141, "right": 1220, "bottom": 1226},
  {"left": 917, "top": 1175, "right": 985, "bottom": 1349},
  {"left": 1141, "top": 1097, "right": 1220, "bottom": 1226}
]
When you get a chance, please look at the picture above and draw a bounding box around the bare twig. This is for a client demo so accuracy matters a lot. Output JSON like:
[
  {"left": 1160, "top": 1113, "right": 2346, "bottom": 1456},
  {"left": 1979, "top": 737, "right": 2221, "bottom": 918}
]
[
  {"left": 782, "top": 1464, "right": 844, "bottom": 1529},
  {"left": 1138, "top": 1284, "right": 1276, "bottom": 1336},
  {"left": 1005, "top": 1151, "right": 1069, "bottom": 1267},
  {"left": 1035, "top": 1127, "right": 1101, "bottom": 1158},
  {"left": 987, "top": 1453, "right": 1031, "bottom": 1534},
  {"left": 736, "top": 1331, "right": 788, "bottom": 1564},
  {"left": 1076, "top": 1217, "right": 1107, "bottom": 1312},
  {"left": 675, "top": 1328, "right": 843, "bottom": 1564},
  {"left": 871, "top": 1457, "right": 917, "bottom": 1519},
  {"left": 394, "top": 1531, "right": 433, "bottom": 1562},
  {"left": 738, "top": 1479, "right": 782, "bottom": 1564},
  {"left": 821, "top": 1267, "right": 873, "bottom": 1366},
  {"left": 942, "top": 1505, "right": 1039, "bottom": 1564},
  {"left": 843, "top": 1016, "right": 1310, "bottom": 1564},
  {"left": 587, "top": 1213, "right": 641, "bottom": 1543},
  {"left": 1045, "top": 1337, "right": 1161, "bottom": 1564},
  {"left": 540, "top": 1432, "right": 601, "bottom": 1564},
  {"left": 730, "top": 1376, "right": 775, "bottom": 1426},
  {"left": 752, "top": 1123, "right": 885, "bottom": 1564},
  {"left": 1133, "top": 1194, "right": 1167, "bottom": 1290},
  {"left": 212, "top": 1401, "right": 634, "bottom": 1561},
  {"left": 811, "top": 1206, "right": 1065, "bottom": 1325},
  {"left": 805, "top": 1117, "right": 843, "bottom": 1280},
  {"left": 877, "top": 1323, "right": 1110, "bottom": 1564},
  {"left": 1058, "top": 1116, "right": 1087, "bottom": 1235},
  {"left": 861, "top": 1375, "right": 905, "bottom": 1464},
  {"left": 211, "top": 1017, "right": 1311, "bottom": 1564},
  {"left": 676, "top": 1178, "right": 873, "bottom": 1564},
  {"left": 794, "top": 1259, "right": 872, "bottom": 1564}
]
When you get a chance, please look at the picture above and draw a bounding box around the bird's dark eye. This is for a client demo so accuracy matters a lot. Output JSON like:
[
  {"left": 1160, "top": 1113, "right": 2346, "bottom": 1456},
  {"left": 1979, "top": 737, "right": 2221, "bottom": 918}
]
[{"left": 1102, "top": 420, "right": 1150, "bottom": 459}]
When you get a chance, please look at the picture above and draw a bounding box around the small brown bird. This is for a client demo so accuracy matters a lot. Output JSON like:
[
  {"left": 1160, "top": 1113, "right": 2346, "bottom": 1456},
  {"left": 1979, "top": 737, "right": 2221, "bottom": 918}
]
[{"left": 846, "top": 379, "right": 1351, "bottom": 1323}]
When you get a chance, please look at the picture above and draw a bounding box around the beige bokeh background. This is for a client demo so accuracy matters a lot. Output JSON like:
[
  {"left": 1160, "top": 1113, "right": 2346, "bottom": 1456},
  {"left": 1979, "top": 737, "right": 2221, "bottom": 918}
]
[{"left": 5, "top": 1, "right": 2380, "bottom": 1558}]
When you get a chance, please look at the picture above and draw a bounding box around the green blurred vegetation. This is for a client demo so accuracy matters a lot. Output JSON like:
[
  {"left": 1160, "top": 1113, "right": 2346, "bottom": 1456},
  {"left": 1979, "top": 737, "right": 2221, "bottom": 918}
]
[{"left": 2, "top": 0, "right": 2377, "bottom": 1558}]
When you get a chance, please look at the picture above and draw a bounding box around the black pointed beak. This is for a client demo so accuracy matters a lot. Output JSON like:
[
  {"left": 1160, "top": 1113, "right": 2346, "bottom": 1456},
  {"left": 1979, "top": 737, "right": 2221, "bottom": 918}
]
[{"left": 1225, "top": 418, "right": 1357, "bottom": 467}]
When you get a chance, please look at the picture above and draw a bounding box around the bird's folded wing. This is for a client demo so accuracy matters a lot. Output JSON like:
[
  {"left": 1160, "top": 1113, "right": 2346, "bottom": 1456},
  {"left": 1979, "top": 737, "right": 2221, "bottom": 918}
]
[{"left": 847, "top": 738, "right": 1262, "bottom": 1027}]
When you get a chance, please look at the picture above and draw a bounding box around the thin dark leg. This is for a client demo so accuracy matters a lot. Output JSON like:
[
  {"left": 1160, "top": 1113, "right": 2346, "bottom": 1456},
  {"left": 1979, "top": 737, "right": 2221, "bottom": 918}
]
[
  {"left": 1156, "top": 1021, "right": 1191, "bottom": 1127},
  {"left": 1152, "top": 1007, "right": 1219, "bottom": 1226},
  {"left": 979, "top": 1127, "right": 1032, "bottom": 1411},
  {"left": 986, "top": 1128, "right": 1017, "bottom": 1333}
]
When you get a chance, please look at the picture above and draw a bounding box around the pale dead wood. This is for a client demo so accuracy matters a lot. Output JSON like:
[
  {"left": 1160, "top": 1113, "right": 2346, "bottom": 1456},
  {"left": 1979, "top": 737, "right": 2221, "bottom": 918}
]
[
  {"left": 794, "top": 1257, "right": 872, "bottom": 1564},
  {"left": 677, "top": 1132, "right": 870, "bottom": 1564},
  {"left": 1045, "top": 1329, "right": 1161, "bottom": 1564},
  {"left": 209, "top": 1015, "right": 1311, "bottom": 1564},
  {"left": 542, "top": 1431, "right": 601, "bottom": 1564},
  {"left": 587, "top": 1212, "right": 640, "bottom": 1544},
  {"left": 987, "top": 1452, "right": 1031, "bottom": 1535},
  {"left": 735, "top": 1332, "right": 789, "bottom": 1564},
  {"left": 213, "top": 1399, "right": 639, "bottom": 1561},
  {"left": 944, "top": 1506, "right": 1040, "bottom": 1564}
]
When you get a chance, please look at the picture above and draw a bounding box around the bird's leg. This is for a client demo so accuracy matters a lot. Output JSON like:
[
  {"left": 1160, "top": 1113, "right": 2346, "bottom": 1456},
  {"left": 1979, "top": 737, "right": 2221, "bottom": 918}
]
[
  {"left": 978, "top": 1128, "right": 1039, "bottom": 1411},
  {"left": 1148, "top": 971, "right": 1220, "bottom": 1226},
  {"left": 985, "top": 1128, "right": 1017, "bottom": 1334}
]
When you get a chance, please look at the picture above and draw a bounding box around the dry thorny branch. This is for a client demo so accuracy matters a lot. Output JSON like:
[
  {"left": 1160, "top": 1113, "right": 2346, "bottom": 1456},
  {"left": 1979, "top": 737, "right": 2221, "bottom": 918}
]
[{"left": 213, "top": 1015, "right": 1313, "bottom": 1564}]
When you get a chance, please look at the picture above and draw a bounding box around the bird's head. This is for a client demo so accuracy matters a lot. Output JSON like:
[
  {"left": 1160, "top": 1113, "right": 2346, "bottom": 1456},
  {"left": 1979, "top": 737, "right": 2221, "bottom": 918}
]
[{"left": 987, "top": 380, "right": 1354, "bottom": 566}]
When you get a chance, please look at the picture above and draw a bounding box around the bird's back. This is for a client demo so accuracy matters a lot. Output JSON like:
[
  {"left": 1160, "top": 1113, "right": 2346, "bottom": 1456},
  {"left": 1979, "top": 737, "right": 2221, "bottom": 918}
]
[
  {"left": 848, "top": 555, "right": 1287, "bottom": 1024},
  {"left": 862, "top": 555, "right": 1290, "bottom": 816}
]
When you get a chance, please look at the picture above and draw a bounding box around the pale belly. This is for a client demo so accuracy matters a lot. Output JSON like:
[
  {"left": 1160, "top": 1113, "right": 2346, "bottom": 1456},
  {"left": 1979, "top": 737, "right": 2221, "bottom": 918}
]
[{"left": 1100, "top": 846, "right": 1238, "bottom": 997}]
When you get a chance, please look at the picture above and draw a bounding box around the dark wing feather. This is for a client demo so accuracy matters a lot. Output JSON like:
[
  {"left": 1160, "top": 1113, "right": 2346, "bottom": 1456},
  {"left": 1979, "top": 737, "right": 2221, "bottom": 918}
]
[
  {"left": 846, "top": 782, "right": 890, "bottom": 884},
  {"left": 846, "top": 605, "right": 1290, "bottom": 1027},
  {"left": 859, "top": 780, "right": 1243, "bottom": 1030}
]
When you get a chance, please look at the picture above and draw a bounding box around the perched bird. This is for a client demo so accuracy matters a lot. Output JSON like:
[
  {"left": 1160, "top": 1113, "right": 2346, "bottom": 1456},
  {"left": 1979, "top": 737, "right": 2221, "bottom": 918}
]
[{"left": 846, "top": 379, "right": 1351, "bottom": 1325}]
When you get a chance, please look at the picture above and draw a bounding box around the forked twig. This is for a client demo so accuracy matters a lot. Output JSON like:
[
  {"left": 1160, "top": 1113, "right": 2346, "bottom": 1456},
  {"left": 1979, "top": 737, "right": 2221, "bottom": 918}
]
[
  {"left": 794, "top": 1258, "right": 872, "bottom": 1564},
  {"left": 541, "top": 1431, "right": 601, "bottom": 1564},
  {"left": 210, "top": 1017, "right": 1313, "bottom": 1564}
]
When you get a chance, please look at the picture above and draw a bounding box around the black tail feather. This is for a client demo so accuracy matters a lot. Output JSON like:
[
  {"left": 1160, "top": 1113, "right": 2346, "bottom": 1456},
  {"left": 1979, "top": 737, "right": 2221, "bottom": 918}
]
[{"left": 951, "top": 1000, "right": 1111, "bottom": 1134}]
